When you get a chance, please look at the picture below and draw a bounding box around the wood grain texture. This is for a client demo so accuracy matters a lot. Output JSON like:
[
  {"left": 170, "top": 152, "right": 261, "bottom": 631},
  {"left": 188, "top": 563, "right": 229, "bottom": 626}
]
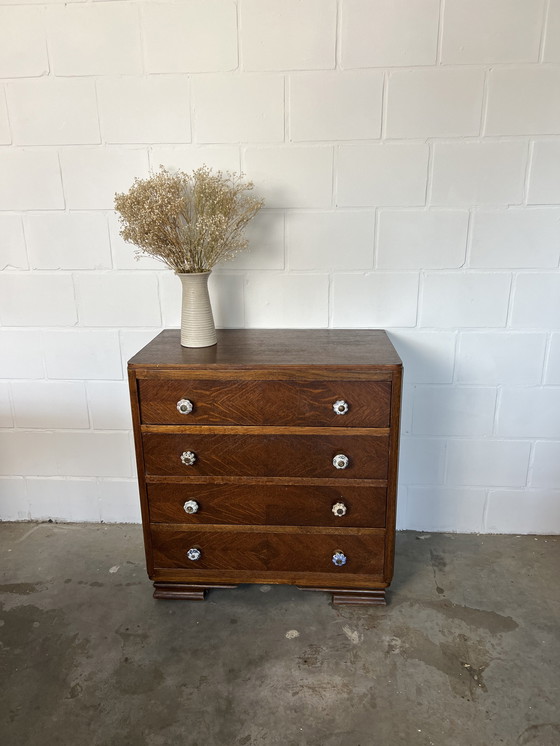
[
  {"left": 152, "top": 582, "right": 237, "bottom": 600},
  {"left": 151, "top": 526, "right": 385, "bottom": 575},
  {"left": 147, "top": 482, "right": 387, "bottom": 528},
  {"left": 298, "top": 586, "right": 386, "bottom": 606},
  {"left": 138, "top": 379, "right": 391, "bottom": 427},
  {"left": 143, "top": 432, "right": 389, "bottom": 479}
]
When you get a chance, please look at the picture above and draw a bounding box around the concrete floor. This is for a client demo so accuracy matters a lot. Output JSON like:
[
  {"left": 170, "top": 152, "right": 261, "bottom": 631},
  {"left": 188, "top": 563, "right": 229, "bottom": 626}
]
[{"left": 0, "top": 525, "right": 558, "bottom": 746}]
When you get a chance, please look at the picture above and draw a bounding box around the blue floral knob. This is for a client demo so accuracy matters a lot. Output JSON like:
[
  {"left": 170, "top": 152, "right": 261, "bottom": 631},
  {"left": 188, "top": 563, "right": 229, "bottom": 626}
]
[
  {"left": 187, "top": 547, "right": 201, "bottom": 561},
  {"left": 333, "top": 454, "right": 349, "bottom": 470},
  {"left": 332, "top": 550, "right": 347, "bottom": 567}
]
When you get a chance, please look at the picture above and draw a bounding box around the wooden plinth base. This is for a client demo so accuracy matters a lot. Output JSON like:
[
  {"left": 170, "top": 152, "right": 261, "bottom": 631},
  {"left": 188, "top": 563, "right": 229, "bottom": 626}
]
[
  {"left": 298, "top": 586, "right": 386, "bottom": 606},
  {"left": 153, "top": 582, "right": 238, "bottom": 600}
]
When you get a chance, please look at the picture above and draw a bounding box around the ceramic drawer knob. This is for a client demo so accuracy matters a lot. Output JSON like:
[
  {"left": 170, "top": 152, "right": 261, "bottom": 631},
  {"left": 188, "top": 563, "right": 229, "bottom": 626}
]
[
  {"left": 177, "top": 398, "right": 193, "bottom": 415},
  {"left": 332, "top": 454, "right": 349, "bottom": 470},
  {"left": 332, "top": 550, "right": 347, "bottom": 567},
  {"left": 180, "top": 450, "right": 197, "bottom": 466},
  {"left": 186, "top": 547, "right": 201, "bottom": 561},
  {"left": 183, "top": 500, "right": 199, "bottom": 514},
  {"left": 333, "top": 399, "right": 349, "bottom": 415},
  {"left": 332, "top": 502, "right": 347, "bottom": 517}
]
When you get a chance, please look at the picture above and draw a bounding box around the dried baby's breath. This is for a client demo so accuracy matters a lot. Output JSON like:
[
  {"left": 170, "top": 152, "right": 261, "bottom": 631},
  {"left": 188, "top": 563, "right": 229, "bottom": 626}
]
[{"left": 114, "top": 166, "right": 264, "bottom": 273}]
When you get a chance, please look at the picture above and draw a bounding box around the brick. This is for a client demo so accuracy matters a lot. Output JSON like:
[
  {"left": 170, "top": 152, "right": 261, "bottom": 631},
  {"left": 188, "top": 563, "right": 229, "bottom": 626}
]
[
  {"left": 98, "top": 480, "right": 142, "bottom": 523},
  {"left": 119, "top": 330, "right": 160, "bottom": 371},
  {"left": 386, "top": 69, "right": 484, "bottom": 138},
  {"left": 0, "top": 478, "right": 28, "bottom": 521},
  {"left": 244, "top": 146, "right": 333, "bottom": 208},
  {"left": 60, "top": 147, "right": 149, "bottom": 210},
  {"left": 53, "top": 432, "right": 133, "bottom": 478},
  {"left": 420, "top": 272, "right": 511, "bottom": 327},
  {"left": 149, "top": 146, "right": 240, "bottom": 174},
  {"left": 486, "top": 489, "right": 560, "bottom": 533},
  {"left": 399, "top": 437, "right": 446, "bottom": 486},
  {"left": 377, "top": 210, "right": 468, "bottom": 269},
  {"left": 412, "top": 386, "right": 497, "bottom": 436},
  {"left": 544, "top": 0, "right": 560, "bottom": 63},
  {"left": 192, "top": 74, "right": 283, "bottom": 143},
  {"left": 0, "top": 381, "right": 12, "bottom": 428},
  {"left": 75, "top": 272, "right": 160, "bottom": 327},
  {"left": 407, "top": 486, "right": 486, "bottom": 532},
  {"left": 98, "top": 77, "right": 190, "bottom": 145},
  {"left": 289, "top": 71, "right": 382, "bottom": 141},
  {"left": 11, "top": 381, "right": 89, "bottom": 429},
  {"left": 511, "top": 274, "right": 560, "bottom": 329},
  {"left": 332, "top": 272, "right": 419, "bottom": 327},
  {"left": 143, "top": 0, "right": 237, "bottom": 73},
  {"left": 431, "top": 142, "right": 527, "bottom": 206},
  {"left": 0, "top": 150, "right": 64, "bottom": 211},
  {"left": 8, "top": 78, "right": 99, "bottom": 146},
  {"left": 26, "top": 479, "right": 101, "bottom": 522},
  {"left": 108, "top": 212, "right": 162, "bottom": 271},
  {"left": 244, "top": 273, "right": 329, "bottom": 328},
  {"left": 530, "top": 441, "right": 560, "bottom": 488},
  {"left": 0, "top": 274, "right": 77, "bottom": 327},
  {"left": 0, "top": 215, "right": 27, "bottom": 270},
  {"left": 388, "top": 331, "right": 456, "bottom": 384},
  {"left": 470, "top": 208, "right": 560, "bottom": 268},
  {"left": 485, "top": 68, "right": 560, "bottom": 136},
  {"left": 0, "top": 87, "right": 9, "bottom": 144},
  {"left": 337, "top": 144, "right": 429, "bottom": 207},
  {"left": 225, "top": 209, "right": 285, "bottom": 270},
  {"left": 442, "top": 0, "right": 545, "bottom": 63},
  {"left": 0, "top": 432, "right": 57, "bottom": 476},
  {"left": 527, "top": 140, "right": 560, "bottom": 204},
  {"left": 0, "top": 331, "right": 44, "bottom": 379},
  {"left": 544, "top": 333, "right": 560, "bottom": 384},
  {"left": 26, "top": 212, "right": 112, "bottom": 270},
  {"left": 456, "top": 332, "right": 547, "bottom": 385},
  {"left": 287, "top": 211, "right": 374, "bottom": 271},
  {"left": 241, "top": 0, "right": 336, "bottom": 71},
  {"left": 497, "top": 387, "right": 560, "bottom": 438},
  {"left": 43, "top": 330, "right": 122, "bottom": 380},
  {"left": 0, "top": 7, "right": 48, "bottom": 77},
  {"left": 340, "top": 0, "right": 439, "bottom": 68},
  {"left": 446, "top": 439, "right": 530, "bottom": 487},
  {"left": 86, "top": 381, "right": 132, "bottom": 430},
  {"left": 46, "top": 3, "right": 142, "bottom": 75}
]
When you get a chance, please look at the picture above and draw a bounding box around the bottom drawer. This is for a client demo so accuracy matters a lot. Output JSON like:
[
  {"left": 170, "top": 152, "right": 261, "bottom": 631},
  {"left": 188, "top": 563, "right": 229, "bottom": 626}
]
[{"left": 151, "top": 526, "right": 385, "bottom": 576}]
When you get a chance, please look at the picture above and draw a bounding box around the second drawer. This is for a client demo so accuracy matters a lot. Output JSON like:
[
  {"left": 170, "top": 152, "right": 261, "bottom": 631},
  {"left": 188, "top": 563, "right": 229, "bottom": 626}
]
[{"left": 148, "top": 482, "right": 387, "bottom": 527}]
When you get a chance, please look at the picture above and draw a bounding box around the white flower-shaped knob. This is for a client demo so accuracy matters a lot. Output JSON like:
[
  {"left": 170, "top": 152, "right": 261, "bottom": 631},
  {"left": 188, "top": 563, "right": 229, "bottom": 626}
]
[
  {"left": 183, "top": 500, "right": 199, "bottom": 514},
  {"left": 186, "top": 547, "right": 201, "bottom": 561},
  {"left": 180, "top": 451, "right": 197, "bottom": 466},
  {"left": 332, "top": 550, "right": 347, "bottom": 567},
  {"left": 333, "top": 400, "right": 349, "bottom": 415},
  {"left": 177, "top": 399, "right": 193, "bottom": 415},
  {"left": 333, "top": 454, "right": 349, "bottom": 470},
  {"left": 332, "top": 502, "right": 347, "bottom": 517}
]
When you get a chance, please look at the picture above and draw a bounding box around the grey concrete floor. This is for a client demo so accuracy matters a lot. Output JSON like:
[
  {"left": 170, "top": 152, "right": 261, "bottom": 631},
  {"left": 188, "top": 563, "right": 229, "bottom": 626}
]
[{"left": 0, "top": 524, "right": 558, "bottom": 746}]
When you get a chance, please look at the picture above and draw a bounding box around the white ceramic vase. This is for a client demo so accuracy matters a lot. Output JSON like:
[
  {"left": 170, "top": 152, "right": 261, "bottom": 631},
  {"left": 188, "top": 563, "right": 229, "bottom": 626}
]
[{"left": 176, "top": 271, "right": 217, "bottom": 348}]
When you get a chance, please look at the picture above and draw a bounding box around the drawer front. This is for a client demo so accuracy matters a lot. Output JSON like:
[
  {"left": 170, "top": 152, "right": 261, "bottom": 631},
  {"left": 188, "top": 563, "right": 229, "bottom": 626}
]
[
  {"left": 151, "top": 527, "right": 385, "bottom": 575},
  {"left": 147, "top": 483, "right": 387, "bottom": 528},
  {"left": 143, "top": 432, "right": 389, "bottom": 479},
  {"left": 138, "top": 379, "right": 391, "bottom": 428}
]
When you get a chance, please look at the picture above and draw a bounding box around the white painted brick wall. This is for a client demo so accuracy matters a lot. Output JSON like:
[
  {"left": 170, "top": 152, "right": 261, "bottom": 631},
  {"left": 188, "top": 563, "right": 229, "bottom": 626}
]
[{"left": 0, "top": 0, "right": 559, "bottom": 533}]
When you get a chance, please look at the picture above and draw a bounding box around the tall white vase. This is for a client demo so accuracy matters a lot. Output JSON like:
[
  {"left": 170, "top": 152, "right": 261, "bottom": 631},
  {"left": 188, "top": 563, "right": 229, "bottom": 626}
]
[{"left": 176, "top": 271, "right": 217, "bottom": 348}]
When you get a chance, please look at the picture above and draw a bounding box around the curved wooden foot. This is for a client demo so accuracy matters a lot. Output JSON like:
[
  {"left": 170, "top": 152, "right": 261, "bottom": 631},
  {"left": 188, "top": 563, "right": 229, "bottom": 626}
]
[
  {"left": 153, "top": 582, "right": 238, "bottom": 600},
  {"left": 298, "top": 586, "right": 387, "bottom": 606}
]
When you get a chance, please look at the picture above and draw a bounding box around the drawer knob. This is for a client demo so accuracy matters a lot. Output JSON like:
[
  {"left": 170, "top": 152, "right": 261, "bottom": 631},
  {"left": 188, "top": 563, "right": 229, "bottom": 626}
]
[
  {"left": 333, "top": 399, "right": 349, "bottom": 415},
  {"left": 186, "top": 547, "right": 201, "bottom": 561},
  {"left": 180, "top": 450, "right": 197, "bottom": 466},
  {"left": 177, "top": 398, "right": 193, "bottom": 415},
  {"left": 332, "top": 550, "right": 347, "bottom": 567},
  {"left": 183, "top": 500, "right": 199, "bottom": 514},
  {"left": 333, "top": 454, "right": 349, "bottom": 470},
  {"left": 332, "top": 502, "right": 347, "bottom": 517}
]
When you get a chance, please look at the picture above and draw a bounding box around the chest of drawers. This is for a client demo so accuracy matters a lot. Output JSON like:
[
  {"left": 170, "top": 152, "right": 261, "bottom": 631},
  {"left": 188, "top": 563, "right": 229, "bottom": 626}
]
[{"left": 128, "top": 329, "right": 402, "bottom": 606}]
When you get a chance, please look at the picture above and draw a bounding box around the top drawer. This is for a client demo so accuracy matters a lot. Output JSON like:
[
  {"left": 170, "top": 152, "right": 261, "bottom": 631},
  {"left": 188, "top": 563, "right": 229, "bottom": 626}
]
[{"left": 138, "top": 379, "right": 391, "bottom": 427}]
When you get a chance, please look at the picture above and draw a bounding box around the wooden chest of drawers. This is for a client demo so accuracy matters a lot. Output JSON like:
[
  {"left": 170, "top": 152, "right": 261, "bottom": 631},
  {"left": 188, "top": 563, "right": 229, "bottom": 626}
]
[{"left": 128, "top": 329, "right": 402, "bottom": 606}]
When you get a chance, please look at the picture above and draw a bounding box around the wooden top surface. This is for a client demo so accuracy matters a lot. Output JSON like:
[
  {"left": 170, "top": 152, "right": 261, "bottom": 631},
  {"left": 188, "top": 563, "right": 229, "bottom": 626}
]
[{"left": 128, "top": 329, "right": 402, "bottom": 369}]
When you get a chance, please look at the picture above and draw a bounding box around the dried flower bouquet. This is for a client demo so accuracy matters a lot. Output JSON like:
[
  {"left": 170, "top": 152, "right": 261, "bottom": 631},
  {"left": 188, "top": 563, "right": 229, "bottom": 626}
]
[{"left": 114, "top": 166, "right": 264, "bottom": 273}]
